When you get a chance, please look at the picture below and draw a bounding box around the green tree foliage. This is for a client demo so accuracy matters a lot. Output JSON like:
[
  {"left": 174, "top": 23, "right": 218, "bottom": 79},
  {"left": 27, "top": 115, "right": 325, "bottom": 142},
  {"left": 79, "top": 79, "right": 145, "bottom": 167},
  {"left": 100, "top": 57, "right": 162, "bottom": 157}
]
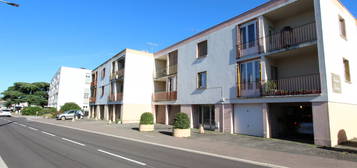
[
  {"left": 140, "top": 112, "right": 154, "bottom": 125},
  {"left": 60, "top": 102, "right": 81, "bottom": 112},
  {"left": 21, "top": 106, "right": 43, "bottom": 116},
  {"left": 173, "top": 113, "right": 190, "bottom": 129},
  {"left": 1, "top": 82, "right": 49, "bottom": 107}
]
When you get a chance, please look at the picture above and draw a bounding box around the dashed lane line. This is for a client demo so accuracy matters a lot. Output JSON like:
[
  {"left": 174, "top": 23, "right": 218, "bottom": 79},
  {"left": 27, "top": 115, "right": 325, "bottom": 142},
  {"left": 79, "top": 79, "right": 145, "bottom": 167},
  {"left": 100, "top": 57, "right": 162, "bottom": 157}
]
[
  {"left": 61, "top": 138, "right": 86, "bottom": 147},
  {"left": 41, "top": 131, "right": 56, "bottom": 137},
  {"left": 97, "top": 149, "right": 147, "bottom": 166},
  {"left": 28, "top": 127, "right": 38, "bottom": 131}
]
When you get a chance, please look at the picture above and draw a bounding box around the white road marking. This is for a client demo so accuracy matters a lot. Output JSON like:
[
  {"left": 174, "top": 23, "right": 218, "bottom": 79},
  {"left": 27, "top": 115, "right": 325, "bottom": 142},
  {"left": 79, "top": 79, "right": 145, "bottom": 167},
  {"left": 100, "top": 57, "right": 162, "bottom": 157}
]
[
  {"left": 28, "top": 127, "right": 38, "bottom": 131},
  {"left": 97, "top": 149, "right": 146, "bottom": 166},
  {"left": 18, "top": 124, "right": 26, "bottom": 127},
  {"left": 28, "top": 119, "right": 288, "bottom": 168},
  {"left": 0, "top": 155, "right": 8, "bottom": 168},
  {"left": 61, "top": 138, "right": 86, "bottom": 146},
  {"left": 41, "top": 131, "right": 56, "bottom": 137}
]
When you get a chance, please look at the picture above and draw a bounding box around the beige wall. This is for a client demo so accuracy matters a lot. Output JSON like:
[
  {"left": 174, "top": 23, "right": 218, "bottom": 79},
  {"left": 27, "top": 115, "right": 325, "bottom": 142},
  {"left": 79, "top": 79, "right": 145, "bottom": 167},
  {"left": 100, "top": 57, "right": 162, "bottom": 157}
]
[
  {"left": 121, "top": 104, "right": 152, "bottom": 123},
  {"left": 269, "top": 47, "right": 319, "bottom": 79},
  {"left": 328, "top": 102, "right": 357, "bottom": 146}
]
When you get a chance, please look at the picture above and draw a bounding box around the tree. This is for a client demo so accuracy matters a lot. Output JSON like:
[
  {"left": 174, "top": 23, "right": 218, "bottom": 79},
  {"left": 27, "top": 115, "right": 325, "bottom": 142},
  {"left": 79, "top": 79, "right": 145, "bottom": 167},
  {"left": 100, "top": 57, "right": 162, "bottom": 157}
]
[
  {"left": 60, "top": 102, "right": 81, "bottom": 112},
  {"left": 1, "top": 82, "right": 50, "bottom": 107}
]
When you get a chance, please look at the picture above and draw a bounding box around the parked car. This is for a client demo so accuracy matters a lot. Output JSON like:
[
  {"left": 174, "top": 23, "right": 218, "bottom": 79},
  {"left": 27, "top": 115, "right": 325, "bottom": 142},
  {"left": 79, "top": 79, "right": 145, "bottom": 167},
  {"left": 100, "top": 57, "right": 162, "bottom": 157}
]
[
  {"left": 0, "top": 109, "right": 12, "bottom": 117},
  {"left": 56, "top": 110, "right": 83, "bottom": 120}
]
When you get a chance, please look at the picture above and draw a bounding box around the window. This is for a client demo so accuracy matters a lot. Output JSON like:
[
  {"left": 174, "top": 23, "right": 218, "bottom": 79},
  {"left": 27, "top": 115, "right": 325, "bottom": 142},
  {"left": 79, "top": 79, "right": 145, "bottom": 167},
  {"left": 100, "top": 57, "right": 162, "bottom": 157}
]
[
  {"left": 343, "top": 58, "right": 351, "bottom": 82},
  {"left": 85, "top": 73, "right": 91, "bottom": 83},
  {"left": 339, "top": 16, "right": 346, "bottom": 39},
  {"left": 197, "top": 40, "right": 208, "bottom": 58},
  {"left": 101, "top": 86, "right": 105, "bottom": 97},
  {"left": 101, "top": 68, "right": 106, "bottom": 80},
  {"left": 197, "top": 71, "right": 207, "bottom": 89},
  {"left": 84, "top": 93, "right": 89, "bottom": 99},
  {"left": 240, "top": 22, "right": 256, "bottom": 49}
]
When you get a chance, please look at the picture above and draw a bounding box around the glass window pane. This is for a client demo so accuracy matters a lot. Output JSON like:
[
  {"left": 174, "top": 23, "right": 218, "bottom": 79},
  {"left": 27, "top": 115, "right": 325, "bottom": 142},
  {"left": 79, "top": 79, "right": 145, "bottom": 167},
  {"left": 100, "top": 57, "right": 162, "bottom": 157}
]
[
  {"left": 240, "top": 64, "right": 246, "bottom": 90},
  {"left": 248, "top": 24, "right": 256, "bottom": 48},
  {"left": 240, "top": 27, "right": 247, "bottom": 49},
  {"left": 247, "top": 62, "right": 253, "bottom": 89}
]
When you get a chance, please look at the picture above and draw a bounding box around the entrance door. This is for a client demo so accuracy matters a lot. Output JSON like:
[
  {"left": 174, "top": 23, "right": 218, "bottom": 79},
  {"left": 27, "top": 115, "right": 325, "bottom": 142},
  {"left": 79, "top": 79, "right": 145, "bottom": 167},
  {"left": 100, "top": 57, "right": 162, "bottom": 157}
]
[
  {"left": 198, "top": 105, "right": 216, "bottom": 130},
  {"left": 240, "top": 60, "right": 261, "bottom": 97}
]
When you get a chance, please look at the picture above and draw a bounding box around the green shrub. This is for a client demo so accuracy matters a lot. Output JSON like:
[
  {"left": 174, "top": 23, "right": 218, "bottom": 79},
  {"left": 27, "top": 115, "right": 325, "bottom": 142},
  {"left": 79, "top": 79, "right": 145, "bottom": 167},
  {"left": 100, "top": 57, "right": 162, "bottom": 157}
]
[
  {"left": 40, "top": 107, "right": 58, "bottom": 118},
  {"left": 22, "top": 106, "right": 42, "bottom": 116},
  {"left": 60, "top": 102, "right": 81, "bottom": 112},
  {"left": 140, "top": 112, "right": 154, "bottom": 125},
  {"left": 173, "top": 113, "right": 190, "bottom": 129}
]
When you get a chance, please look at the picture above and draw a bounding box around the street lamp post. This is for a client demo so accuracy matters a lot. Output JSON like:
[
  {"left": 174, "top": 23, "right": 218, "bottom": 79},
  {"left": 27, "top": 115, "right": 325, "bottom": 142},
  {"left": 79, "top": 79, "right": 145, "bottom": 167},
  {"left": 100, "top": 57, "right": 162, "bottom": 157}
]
[{"left": 0, "top": 0, "right": 19, "bottom": 7}]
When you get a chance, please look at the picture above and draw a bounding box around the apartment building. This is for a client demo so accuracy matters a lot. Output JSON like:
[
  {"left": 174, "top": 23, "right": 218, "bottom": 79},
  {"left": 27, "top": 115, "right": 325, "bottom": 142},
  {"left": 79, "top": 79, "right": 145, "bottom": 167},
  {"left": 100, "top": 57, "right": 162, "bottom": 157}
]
[
  {"left": 89, "top": 49, "right": 154, "bottom": 123},
  {"left": 152, "top": 0, "right": 357, "bottom": 147},
  {"left": 48, "top": 66, "right": 91, "bottom": 111}
]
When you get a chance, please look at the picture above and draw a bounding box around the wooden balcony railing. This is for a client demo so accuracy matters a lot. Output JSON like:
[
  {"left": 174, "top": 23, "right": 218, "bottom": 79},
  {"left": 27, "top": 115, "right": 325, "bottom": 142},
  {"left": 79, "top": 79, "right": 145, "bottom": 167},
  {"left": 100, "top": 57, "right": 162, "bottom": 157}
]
[
  {"left": 89, "top": 97, "right": 96, "bottom": 103},
  {"left": 237, "top": 22, "right": 316, "bottom": 58},
  {"left": 238, "top": 74, "right": 321, "bottom": 97},
  {"left": 108, "top": 93, "right": 123, "bottom": 102},
  {"left": 153, "top": 91, "right": 177, "bottom": 101},
  {"left": 110, "top": 69, "right": 124, "bottom": 81}
]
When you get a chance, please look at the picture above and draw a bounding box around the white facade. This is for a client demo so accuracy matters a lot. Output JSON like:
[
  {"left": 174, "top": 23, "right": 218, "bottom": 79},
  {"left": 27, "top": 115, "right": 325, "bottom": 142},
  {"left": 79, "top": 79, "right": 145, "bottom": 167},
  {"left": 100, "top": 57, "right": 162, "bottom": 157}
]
[
  {"left": 89, "top": 49, "right": 154, "bottom": 123},
  {"left": 48, "top": 66, "right": 91, "bottom": 111},
  {"left": 152, "top": 0, "right": 357, "bottom": 147}
]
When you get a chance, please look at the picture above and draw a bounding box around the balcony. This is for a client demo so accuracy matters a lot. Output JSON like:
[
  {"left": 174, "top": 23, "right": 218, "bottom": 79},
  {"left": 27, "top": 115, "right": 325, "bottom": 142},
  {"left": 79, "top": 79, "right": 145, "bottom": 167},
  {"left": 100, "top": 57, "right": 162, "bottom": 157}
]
[
  {"left": 91, "top": 81, "right": 97, "bottom": 87},
  {"left": 238, "top": 74, "right": 321, "bottom": 97},
  {"left": 108, "top": 93, "right": 123, "bottom": 102},
  {"left": 110, "top": 69, "right": 124, "bottom": 81},
  {"left": 155, "top": 65, "right": 177, "bottom": 79},
  {"left": 154, "top": 91, "right": 177, "bottom": 101},
  {"left": 89, "top": 97, "right": 96, "bottom": 103},
  {"left": 237, "top": 22, "right": 316, "bottom": 58}
]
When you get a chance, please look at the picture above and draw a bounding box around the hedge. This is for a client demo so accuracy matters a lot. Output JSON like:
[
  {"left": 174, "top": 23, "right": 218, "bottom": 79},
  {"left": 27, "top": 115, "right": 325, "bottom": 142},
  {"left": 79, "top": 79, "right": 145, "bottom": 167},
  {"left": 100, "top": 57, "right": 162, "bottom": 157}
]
[
  {"left": 140, "top": 112, "right": 154, "bottom": 125},
  {"left": 21, "top": 106, "right": 42, "bottom": 116},
  {"left": 60, "top": 102, "right": 81, "bottom": 112},
  {"left": 173, "top": 113, "right": 190, "bottom": 129}
]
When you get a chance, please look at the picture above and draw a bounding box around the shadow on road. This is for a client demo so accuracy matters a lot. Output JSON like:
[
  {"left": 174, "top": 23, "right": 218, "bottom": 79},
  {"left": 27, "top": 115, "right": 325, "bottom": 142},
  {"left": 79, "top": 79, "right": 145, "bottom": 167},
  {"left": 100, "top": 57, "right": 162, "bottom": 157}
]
[{"left": 0, "top": 121, "right": 14, "bottom": 127}]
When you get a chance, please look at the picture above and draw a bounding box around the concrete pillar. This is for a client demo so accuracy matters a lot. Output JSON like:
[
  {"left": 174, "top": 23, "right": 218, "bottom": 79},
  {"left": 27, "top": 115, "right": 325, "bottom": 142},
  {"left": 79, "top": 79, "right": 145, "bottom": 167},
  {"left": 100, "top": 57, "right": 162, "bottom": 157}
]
[
  {"left": 112, "top": 105, "right": 116, "bottom": 122},
  {"left": 165, "top": 105, "right": 169, "bottom": 125},
  {"left": 223, "top": 104, "right": 233, "bottom": 134},
  {"left": 88, "top": 106, "right": 92, "bottom": 118},
  {"left": 152, "top": 104, "right": 156, "bottom": 124},
  {"left": 104, "top": 105, "right": 109, "bottom": 121},
  {"left": 96, "top": 105, "right": 100, "bottom": 120},
  {"left": 262, "top": 103, "right": 271, "bottom": 138},
  {"left": 214, "top": 104, "right": 221, "bottom": 132},
  {"left": 180, "top": 105, "right": 193, "bottom": 129},
  {"left": 312, "top": 102, "right": 331, "bottom": 147}
]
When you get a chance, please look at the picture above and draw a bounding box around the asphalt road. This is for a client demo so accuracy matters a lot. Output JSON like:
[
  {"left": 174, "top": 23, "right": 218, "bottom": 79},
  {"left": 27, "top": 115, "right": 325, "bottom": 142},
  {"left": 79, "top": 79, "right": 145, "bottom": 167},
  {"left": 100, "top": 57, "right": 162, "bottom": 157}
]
[{"left": 0, "top": 117, "right": 267, "bottom": 168}]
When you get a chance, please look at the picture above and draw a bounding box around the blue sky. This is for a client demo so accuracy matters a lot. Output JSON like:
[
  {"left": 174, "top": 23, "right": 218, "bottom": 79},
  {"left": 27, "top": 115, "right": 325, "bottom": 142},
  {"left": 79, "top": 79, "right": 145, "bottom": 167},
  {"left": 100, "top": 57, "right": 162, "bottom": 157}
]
[{"left": 0, "top": 0, "right": 356, "bottom": 94}]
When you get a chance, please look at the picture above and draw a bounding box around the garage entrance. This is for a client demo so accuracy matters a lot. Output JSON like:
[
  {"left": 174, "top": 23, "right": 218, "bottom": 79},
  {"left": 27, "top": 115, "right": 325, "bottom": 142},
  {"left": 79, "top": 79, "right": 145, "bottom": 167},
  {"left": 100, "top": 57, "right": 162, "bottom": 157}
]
[
  {"left": 234, "top": 104, "right": 264, "bottom": 137},
  {"left": 269, "top": 103, "right": 314, "bottom": 144}
]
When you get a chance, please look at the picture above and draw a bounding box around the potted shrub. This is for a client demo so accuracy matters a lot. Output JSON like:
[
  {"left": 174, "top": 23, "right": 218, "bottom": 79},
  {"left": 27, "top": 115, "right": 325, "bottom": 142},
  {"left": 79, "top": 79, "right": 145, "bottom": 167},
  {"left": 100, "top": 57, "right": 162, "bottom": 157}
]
[
  {"left": 139, "top": 112, "right": 154, "bottom": 132},
  {"left": 173, "top": 113, "right": 191, "bottom": 137}
]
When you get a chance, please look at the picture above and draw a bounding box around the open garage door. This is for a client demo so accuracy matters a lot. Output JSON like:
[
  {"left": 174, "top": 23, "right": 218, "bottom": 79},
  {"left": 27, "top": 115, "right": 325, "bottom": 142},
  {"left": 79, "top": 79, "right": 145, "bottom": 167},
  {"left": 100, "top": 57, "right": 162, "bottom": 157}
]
[
  {"left": 269, "top": 103, "right": 314, "bottom": 144},
  {"left": 234, "top": 104, "right": 264, "bottom": 137}
]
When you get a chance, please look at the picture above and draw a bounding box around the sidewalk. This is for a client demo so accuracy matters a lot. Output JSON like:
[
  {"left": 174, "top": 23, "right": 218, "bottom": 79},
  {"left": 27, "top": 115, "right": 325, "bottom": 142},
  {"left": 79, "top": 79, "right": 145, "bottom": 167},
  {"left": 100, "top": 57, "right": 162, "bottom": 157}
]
[{"left": 23, "top": 116, "right": 357, "bottom": 168}]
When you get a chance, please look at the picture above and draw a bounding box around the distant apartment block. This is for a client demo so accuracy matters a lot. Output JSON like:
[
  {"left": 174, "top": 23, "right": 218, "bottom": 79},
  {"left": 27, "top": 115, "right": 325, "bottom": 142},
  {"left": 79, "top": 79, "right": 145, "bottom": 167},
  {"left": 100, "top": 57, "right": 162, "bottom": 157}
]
[
  {"left": 89, "top": 0, "right": 356, "bottom": 147},
  {"left": 48, "top": 67, "right": 91, "bottom": 111},
  {"left": 89, "top": 49, "right": 154, "bottom": 123}
]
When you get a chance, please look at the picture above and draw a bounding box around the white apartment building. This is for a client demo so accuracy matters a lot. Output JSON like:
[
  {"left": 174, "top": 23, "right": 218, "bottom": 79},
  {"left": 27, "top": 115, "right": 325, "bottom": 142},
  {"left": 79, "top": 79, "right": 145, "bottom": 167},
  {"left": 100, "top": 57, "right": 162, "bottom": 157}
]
[
  {"left": 89, "top": 49, "right": 154, "bottom": 123},
  {"left": 152, "top": 0, "right": 357, "bottom": 147},
  {"left": 48, "top": 66, "right": 91, "bottom": 111}
]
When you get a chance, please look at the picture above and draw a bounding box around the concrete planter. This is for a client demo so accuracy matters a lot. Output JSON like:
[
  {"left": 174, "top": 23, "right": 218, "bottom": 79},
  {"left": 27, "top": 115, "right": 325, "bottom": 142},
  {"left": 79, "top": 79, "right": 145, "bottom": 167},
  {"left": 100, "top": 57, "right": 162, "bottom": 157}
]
[
  {"left": 173, "top": 128, "right": 191, "bottom": 138},
  {"left": 139, "top": 124, "right": 154, "bottom": 132}
]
